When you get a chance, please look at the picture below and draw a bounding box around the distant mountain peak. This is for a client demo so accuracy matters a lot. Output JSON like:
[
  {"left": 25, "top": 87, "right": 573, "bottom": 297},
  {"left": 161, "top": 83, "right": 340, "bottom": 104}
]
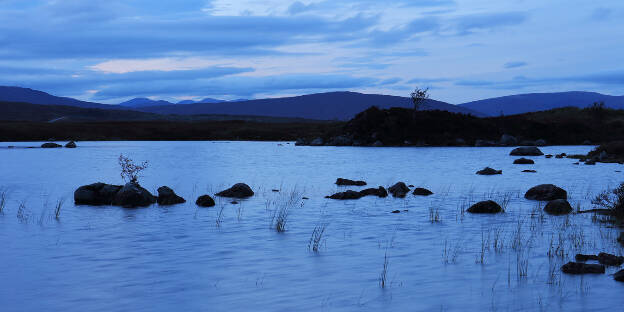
[{"left": 119, "top": 97, "right": 173, "bottom": 107}]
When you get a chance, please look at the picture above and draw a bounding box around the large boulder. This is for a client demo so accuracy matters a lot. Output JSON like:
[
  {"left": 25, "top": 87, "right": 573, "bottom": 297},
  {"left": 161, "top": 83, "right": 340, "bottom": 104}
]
[
  {"left": 544, "top": 199, "right": 573, "bottom": 215},
  {"left": 65, "top": 141, "right": 77, "bottom": 148},
  {"left": 615, "top": 269, "right": 624, "bottom": 282},
  {"left": 360, "top": 186, "right": 388, "bottom": 198},
  {"left": 561, "top": 262, "right": 605, "bottom": 274},
  {"left": 157, "top": 186, "right": 186, "bottom": 205},
  {"left": 598, "top": 252, "right": 624, "bottom": 266},
  {"left": 388, "top": 182, "right": 410, "bottom": 198},
  {"left": 525, "top": 184, "right": 567, "bottom": 201},
  {"left": 216, "top": 183, "right": 254, "bottom": 198},
  {"left": 513, "top": 158, "right": 534, "bottom": 164},
  {"left": 309, "top": 137, "right": 324, "bottom": 146},
  {"left": 74, "top": 182, "right": 122, "bottom": 205},
  {"left": 326, "top": 190, "right": 364, "bottom": 200},
  {"left": 510, "top": 146, "right": 543, "bottom": 156},
  {"left": 467, "top": 200, "right": 502, "bottom": 213},
  {"left": 196, "top": 195, "right": 216, "bottom": 207},
  {"left": 336, "top": 178, "right": 366, "bottom": 186},
  {"left": 476, "top": 167, "right": 502, "bottom": 175},
  {"left": 535, "top": 139, "right": 547, "bottom": 146},
  {"left": 41, "top": 142, "right": 62, "bottom": 148},
  {"left": 328, "top": 135, "right": 353, "bottom": 146},
  {"left": 413, "top": 187, "right": 433, "bottom": 196},
  {"left": 500, "top": 134, "right": 518, "bottom": 146},
  {"left": 112, "top": 182, "right": 156, "bottom": 208}
]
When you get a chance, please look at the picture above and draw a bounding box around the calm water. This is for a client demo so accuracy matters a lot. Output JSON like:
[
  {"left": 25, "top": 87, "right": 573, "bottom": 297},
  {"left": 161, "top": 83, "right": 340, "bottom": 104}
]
[{"left": 0, "top": 141, "right": 622, "bottom": 311}]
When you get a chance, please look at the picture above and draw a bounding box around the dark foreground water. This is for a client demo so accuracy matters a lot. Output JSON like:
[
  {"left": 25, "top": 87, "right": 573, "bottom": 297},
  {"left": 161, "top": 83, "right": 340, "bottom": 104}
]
[{"left": 0, "top": 141, "right": 622, "bottom": 311}]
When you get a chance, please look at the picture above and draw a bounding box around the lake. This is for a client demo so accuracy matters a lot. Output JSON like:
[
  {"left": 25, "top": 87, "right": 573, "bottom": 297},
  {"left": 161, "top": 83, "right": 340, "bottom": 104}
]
[{"left": 0, "top": 141, "right": 622, "bottom": 311}]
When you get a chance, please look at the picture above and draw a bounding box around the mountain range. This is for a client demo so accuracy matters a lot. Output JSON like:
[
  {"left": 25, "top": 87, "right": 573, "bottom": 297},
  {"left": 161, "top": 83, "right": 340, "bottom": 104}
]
[{"left": 0, "top": 86, "right": 622, "bottom": 121}]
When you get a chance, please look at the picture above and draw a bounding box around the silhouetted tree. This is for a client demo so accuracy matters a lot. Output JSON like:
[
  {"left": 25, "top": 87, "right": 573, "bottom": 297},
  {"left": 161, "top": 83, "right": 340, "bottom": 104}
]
[{"left": 411, "top": 87, "right": 429, "bottom": 112}]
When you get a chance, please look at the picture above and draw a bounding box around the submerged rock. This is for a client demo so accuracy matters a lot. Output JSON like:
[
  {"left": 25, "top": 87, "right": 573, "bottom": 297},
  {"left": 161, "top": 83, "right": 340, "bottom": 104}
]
[
  {"left": 65, "top": 141, "right": 77, "bottom": 148},
  {"left": 196, "top": 195, "right": 215, "bottom": 207},
  {"left": 112, "top": 182, "right": 156, "bottom": 208},
  {"left": 561, "top": 262, "right": 605, "bottom": 274},
  {"left": 597, "top": 252, "right": 624, "bottom": 266},
  {"left": 41, "top": 142, "right": 62, "bottom": 148},
  {"left": 413, "top": 187, "right": 433, "bottom": 196},
  {"left": 476, "top": 167, "right": 502, "bottom": 175},
  {"left": 522, "top": 170, "right": 537, "bottom": 173},
  {"left": 74, "top": 182, "right": 122, "bottom": 205},
  {"left": 360, "top": 186, "right": 388, "bottom": 198},
  {"left": 513, "top": 158, "right": 535, "bottom": 164},
  {"left": 388, "top": 182, "right": 410, "bottom": 198},
  {"left": 157, "top": 186, "right": 186, "bottom": 205},
  {"left": 216, "top": 183, "right": 254, "bottom": 198},
  {"left": 545, "top": 154, "right": 553, "bottom": 158},
  {"left": 510, "top": 146, "right": 543, "bottom": 156},
  {"left": 467, "top": 200, "right": 502, "bottom": 214},
  {"left": 326, "top": 190, "right": 364, "bottom": 200},
  {"left": 524, "top": 184, "right": 567, "bottom": 201},
  {"left": 544, "top": 199, "right": 573, "bottom": 215},
  {"left": 336, "top": 178, "right": 367, "bottom": 186}
]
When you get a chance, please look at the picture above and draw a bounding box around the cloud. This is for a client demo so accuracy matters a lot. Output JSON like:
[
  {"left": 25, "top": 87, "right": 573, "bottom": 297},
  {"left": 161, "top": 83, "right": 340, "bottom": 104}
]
[
  {"left": 504, "top": 61, "right": 527, "bottom": 69},
  {"left": 454, "top": 70, "right": 624, "bottom": 90},
  {"left": 91, "top": 73, "right": 385, "bottom": 99},
  {"left": 453, "top": 11, "right": 528, "bottom": 35}
]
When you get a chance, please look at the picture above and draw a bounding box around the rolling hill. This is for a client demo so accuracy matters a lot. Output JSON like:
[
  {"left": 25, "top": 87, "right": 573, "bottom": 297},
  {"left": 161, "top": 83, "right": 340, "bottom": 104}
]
[
  {"left": 135, "top": 91, "right": 483, "bottom": 120},
  {"left": 459, "top": 91, "right": 624, "bottom": 116}
]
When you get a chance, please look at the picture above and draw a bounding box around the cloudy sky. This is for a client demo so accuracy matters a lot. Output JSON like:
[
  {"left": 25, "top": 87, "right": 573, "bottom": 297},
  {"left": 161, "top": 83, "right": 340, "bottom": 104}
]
[{"left": 0, "top": 0, "right": 622, "bottom": 104}]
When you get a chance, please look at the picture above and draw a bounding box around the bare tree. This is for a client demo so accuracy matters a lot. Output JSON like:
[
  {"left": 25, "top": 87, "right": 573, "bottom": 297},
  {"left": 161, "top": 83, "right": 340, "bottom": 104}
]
[
  {"left": 411, "top": 87, "right": 429, "bottom": 113},
  {"left": 119, "top": 154, "right": 149, "bottom": 183}
]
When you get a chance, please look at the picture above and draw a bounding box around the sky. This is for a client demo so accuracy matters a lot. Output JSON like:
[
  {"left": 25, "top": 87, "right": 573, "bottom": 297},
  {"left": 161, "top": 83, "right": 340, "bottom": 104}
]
[{"left": 0, "top": 0, "right": 622, "bottom": 104}]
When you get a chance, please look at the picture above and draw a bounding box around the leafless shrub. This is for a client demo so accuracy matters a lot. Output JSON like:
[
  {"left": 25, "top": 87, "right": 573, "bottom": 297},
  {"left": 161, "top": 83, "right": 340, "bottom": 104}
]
[
  {"left": 0, "top": 188, "right": 6, "bottom": 214},
  {"left": 16, "top": 201, "right": 30, "bottom": 223},
  {"left": 379, "top": 250, "right": 389, "bottom": 288},
  {"left": 54, "top": 198, "right": 64, "bottom": 220},
  {"left": 118, "top": 154, "right": 149, "bottom": 183}
]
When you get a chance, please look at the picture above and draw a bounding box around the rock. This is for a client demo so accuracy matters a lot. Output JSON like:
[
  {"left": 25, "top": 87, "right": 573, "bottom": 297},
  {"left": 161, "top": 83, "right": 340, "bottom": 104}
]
[
  {"left": 231, "top": 201, "right": 238, "bottom": 204},
  {"left": 64, "top": 141, "right": 77, "bottom": 148},
  {"left": 112, "top": 182, "right": 156, "bottom": 208},
  {"left": 619, "top": 232, "right": 624, "bottom": 247},
  {"left": 295, "top": 138, "right": 307, "bottom": 146},
  {"left": 360, "top": 186, "right": 388, "bottom": 198},
  {"left": 309, "top": 137, "right": 324, "bottom": 146},
  {"left": 455, "top": 138, "right": 466, "bottom": 146},
  {"left": 561, "top": 262, "right": 605, "bottom": 274},
  {"left": 156, "top": 186, "right": 186, "bottom": 205},
  {"left": 372, "top": 140, "right": 384, "bottom": 147},
  {"left": 510, "top": 146, "right": 543, "bottom": 156},
  {"left": 475, "top": 139, "right": 496, "bottom": 147},
  {"left": 500, "top": 134, "right": 518, "bottom": 146},
  {"left": 216, "top": 183, "right": 254, "bottom": 198},
  {"left": 413, "top": 187, "right": 433, "bottom": 196},
  {"left": 352, "top": 140, "right": 364, "bottom": 146},
  {"left": 575, "top": 254, "right": 599, "bottom": 262},
  {"left": 615, "top": 269, "right": 624, "bottom": 282},
  {"left": 545, "top": 154, "right": 553, "bottom": 158},
  {"left": 582, "top": 140, "right": 592, "bottom": 145},
  {"left": 302, "top": 197, "right": 309, "bottom": 200},
  {"left": 585, "top": 160, "right": 596, "bottom": 165},
  {"left": 524, "top": 184, "right": 567, "bottom": 201},
  {"left": 196, "top": 195, "right": 215, "bottom": 207},
  {"left": 599, "top": 151, "right": 608, "bottom": 161},
  {"left": 598, "top": 252, "right": 624, "bottom": 266},
  {"left": 391, "top": 210, "right": 401, "bottom": 213},
  {"left": 544, "top": 199, "right": 573, "bottom": 215},
  {"left": 272, "top": 189, "right": 279, "bottom": 192},
  {"left": 535, "top": 139, "right": 547, "bottom": 146},
  {"left": 555, "top": 154, "right": 564, "bottom": 159},
  {"left": 41, "top": 142, "right": 62, "bottom": 148},
  {"left": 74, "top": 182, "right": 122, "bottom": 205},
  {"left": 328, "top": 135, "right": 353, "bottom": 146},
  {"left": 513, "top": 158, "right": 535, "bottom": 164},
  {"left": 522, "top": 170, "right": 537, "bottom": 173},
  {"left": 326, "top": 190, "right": 364, "bottom": 200},
  {"left": 388, "top": 182, "right": 410, "bottom": 198},
  {"left": 476, "top": 167, "right": 502, "bottom": 175},
  {"left": 467, "top": 200, "right": 502, "bottom": 213},
  {"left": 336, "top": 178, "right": 367, "bottom": 186}
]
